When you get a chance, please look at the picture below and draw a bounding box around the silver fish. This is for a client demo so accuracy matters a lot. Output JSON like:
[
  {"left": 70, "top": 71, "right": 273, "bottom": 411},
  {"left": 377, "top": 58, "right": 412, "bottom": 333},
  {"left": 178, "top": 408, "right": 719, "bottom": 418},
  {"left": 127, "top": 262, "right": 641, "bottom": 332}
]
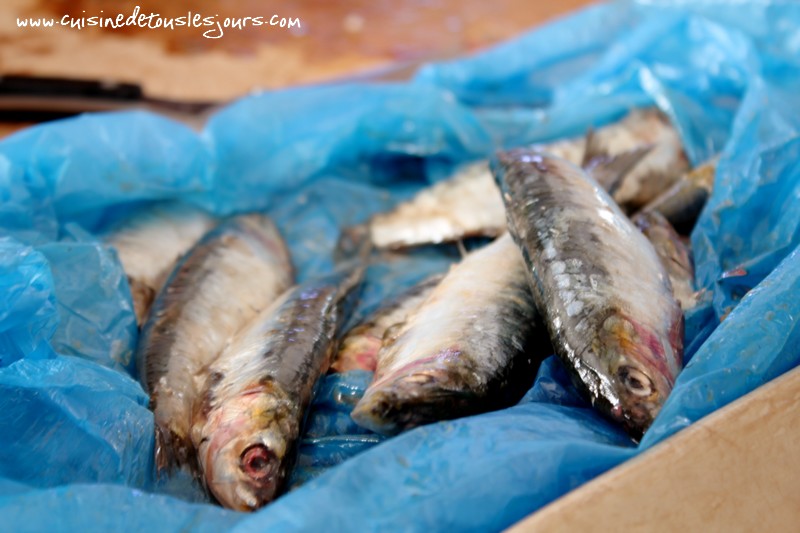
[
  {"left": 368, "top": 162, "right": 507, "bottom": 250},
  {"left": 576, "top": 108, "right": 689, "bottom": 211},
  {"left": 136, "top": 213, "right": 294, "bottom": 472},
  {"left": 640, "top": 158, "right": 718, "bottom": 234},
  {"left": 193, "top": 265, "right": 363, "bottom": 511},
  {"left": 633, "top": 211, "right": 697, "bottom": 310},
  {"left": 104, "top": 203, "right": 217, "bottom": 325},
  {"left": 330, "top": 274, "right": 444, "bottom": 373},
  {"left": 493, "top": 150, "right": 684, "bottom": 438},
  {"left": 364, "top": 108, "right": 685, "bottom": 249},
  {"left": 350, "top": 234, "right": 547, "bottom": 436}
]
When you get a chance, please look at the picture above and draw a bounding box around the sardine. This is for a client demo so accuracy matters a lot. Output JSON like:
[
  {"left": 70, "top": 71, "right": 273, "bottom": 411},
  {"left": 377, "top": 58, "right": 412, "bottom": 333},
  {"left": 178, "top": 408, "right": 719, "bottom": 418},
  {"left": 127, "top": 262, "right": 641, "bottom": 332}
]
[
  {"left": 136, "top": 214, "right": 294, "bottom": 472},
  {"left": 364, "top": 108, "right": 686, "bottom": 249},
  {"left": 105, "top": 203, "right": 217, "bottom": 325},
  {"left": 368, "top": 162, "right": 507, "bottom": 250},
  {"left": 493, "top": 150, "right": 684, "bottom": 438},
  {"left": 330, "top": 274, "right": 444, "bottom": 373},
  {"left": 579, "top": 108, "right": 689, "bottom": 211},
  {"left": 193, "top": 265, "right": 363, "bottom": 511},
  {"left": 633, "top": 211, "right": 697, "bottom": 310},
  {"left": 640, "top": 158, "right": 718, "bottom": 234},
  {"left": 350, "top": 234, "right": 548, "bottom": 436}
]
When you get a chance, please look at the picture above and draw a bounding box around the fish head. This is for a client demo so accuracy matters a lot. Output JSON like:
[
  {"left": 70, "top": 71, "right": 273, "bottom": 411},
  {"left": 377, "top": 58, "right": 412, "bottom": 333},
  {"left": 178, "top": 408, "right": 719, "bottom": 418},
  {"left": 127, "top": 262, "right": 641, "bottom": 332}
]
[
  {"left": 595, "top": 310, "right": 683, "bottom": 438},
  {"left": 196, "top": 387, "right": 296, "bottom": 511},
  {"left": 351, "top": 350, "right": 480, "bottom": 436}
]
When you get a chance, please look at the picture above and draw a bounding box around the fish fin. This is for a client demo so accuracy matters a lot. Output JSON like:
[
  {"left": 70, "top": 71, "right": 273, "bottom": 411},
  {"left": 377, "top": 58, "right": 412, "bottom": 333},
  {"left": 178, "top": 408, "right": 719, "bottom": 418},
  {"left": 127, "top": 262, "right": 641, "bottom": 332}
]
[
  {"left": 154, "top": 424, "right": 177, "bottom": 474},
  {"left": 581, "top": 127, "right": 605, "bottom": 168},
  {"left": 128, "top": 276, "right": 156, "bottom": 327},
  {"left": 409, "top": 272, "right": 446, "bottom": 295},
  {"left": 455, "top": 240, "right": 468, "bottom": 259},
  {"left": 154, "top": 423, "right": 201, "bottom": 480},
  {"left": 588, "top": 145, "right": 654, "bottom": 196},
  {"left": 334, "top": 224, "right": 373, "bottom": 265},
  {"left": 616, "top": 166, "right": 675, "bottom": 213},
  {"left": 631, "top": 210, "right": 658, "bottom": 232}
]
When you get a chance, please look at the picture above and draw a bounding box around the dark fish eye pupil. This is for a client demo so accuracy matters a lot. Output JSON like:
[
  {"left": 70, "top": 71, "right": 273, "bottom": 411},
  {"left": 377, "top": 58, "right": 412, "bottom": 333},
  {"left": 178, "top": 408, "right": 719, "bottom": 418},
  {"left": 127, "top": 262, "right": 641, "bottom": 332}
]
[
  {"left": 620, "top": 366, "right": 653, "bottom": 397},
  {"left": 240, "top": 444, "right": 273, "bottom": 479}
]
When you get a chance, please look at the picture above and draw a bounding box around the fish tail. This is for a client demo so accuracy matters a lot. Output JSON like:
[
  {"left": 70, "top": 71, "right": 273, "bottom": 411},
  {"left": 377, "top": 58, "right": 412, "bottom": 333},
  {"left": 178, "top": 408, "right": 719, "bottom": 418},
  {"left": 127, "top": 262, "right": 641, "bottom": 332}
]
[
  {"left": 334, "top": 224, "right": 373, "bottom": 265},
  {"left": 154, "top": 423, "right": 174, "bottom": 474},
  {"left": 154, "top": 424, "right": 199, "bottom": 478},
  {"left": 588, "top": 145, "right": 654, "bottom": 195}
]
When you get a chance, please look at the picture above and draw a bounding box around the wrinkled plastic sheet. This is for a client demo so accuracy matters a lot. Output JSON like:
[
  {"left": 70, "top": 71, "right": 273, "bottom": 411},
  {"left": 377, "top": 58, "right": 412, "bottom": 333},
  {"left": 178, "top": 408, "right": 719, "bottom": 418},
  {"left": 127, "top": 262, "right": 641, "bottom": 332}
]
[{"left": 2, "top": 0, "right": 800, "bottom": 531}]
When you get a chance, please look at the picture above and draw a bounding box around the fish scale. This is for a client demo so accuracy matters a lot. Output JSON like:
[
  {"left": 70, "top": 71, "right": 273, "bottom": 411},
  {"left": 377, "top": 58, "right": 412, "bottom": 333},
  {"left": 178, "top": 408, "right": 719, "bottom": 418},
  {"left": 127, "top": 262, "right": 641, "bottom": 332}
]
[
  {"left": 350, "top": 234, "right": 550, "bottom": 436},
  {"left": 633, "top": 210, "right": 697, "bottom": 310},
  {"left": 493, "top": 150, "right": 683, "bottom": 438},
  {"left": 135, "top": 213, "right": 294, "bottom": 473},
  {"left": 193, "top": 264, "right": 363, "bottom": 511},
  {"left": 104, "top": 203, "right": 217, "bottom": 326}
]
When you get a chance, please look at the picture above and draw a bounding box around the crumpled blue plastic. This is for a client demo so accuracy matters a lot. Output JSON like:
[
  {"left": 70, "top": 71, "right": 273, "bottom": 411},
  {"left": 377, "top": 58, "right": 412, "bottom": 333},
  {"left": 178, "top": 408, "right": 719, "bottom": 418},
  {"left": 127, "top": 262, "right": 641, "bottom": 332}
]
[
  {"left": 1, "top": 0, "right": 800, "bottom": 531},
  {"left": 0, "top": 238, "right": 57, "bottom": 366},
  {"left": 0, "top": 356, "right": 152, "bottom": 488},
  {"left": 0, "top": 111, "right": 214, "bottom": 234},
  {"left": 0, "top": 156, "right": 57, "bottom": 245},
  {"left": 201, "top": 84, "right": 491, "bottom": 215},
  {"left": 38, "top": 224, "right": 138, "bottom": 374}
]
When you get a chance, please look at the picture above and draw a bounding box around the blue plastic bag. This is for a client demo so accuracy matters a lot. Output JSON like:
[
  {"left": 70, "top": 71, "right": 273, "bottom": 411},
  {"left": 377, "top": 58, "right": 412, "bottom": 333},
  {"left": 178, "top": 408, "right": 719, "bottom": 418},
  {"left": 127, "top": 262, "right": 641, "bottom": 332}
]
[
  {"left": 2, "top": 1, "right": 800, "bottom": 531},
  {"left": 0, "top": 238, "right": 57, "bottom": 366}
]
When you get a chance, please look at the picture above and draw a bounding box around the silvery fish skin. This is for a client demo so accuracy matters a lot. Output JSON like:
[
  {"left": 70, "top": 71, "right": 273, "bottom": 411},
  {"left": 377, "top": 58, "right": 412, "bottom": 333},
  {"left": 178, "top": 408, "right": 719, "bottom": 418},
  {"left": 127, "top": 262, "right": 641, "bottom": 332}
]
[
  {"left": 137, "top": 214, "right": 294, "bottom": 472},
  {"left": 350, "top": 234, "right": 546, "bottom": 436},
  {"left": 493, "top": 150, "right": 684, "bottom": 438},
  {"left": 193, "top": 265, "right": 363, "bottom": 511},
  {"left": 105, "top": 203, "right": 217, "bottom": 325},
  {"left": 330, "top": 274, "right": 444, "bottom": 373},
  {"left": 368, "top": 162, "right": 507, "bottom": 250},
  {"left": 640, "top": 158, "right": 718, "bottom": 235},
  {"left": 633, "top": 211, "right": 697, "bottom": 310},
  {"left": 365, "top": 108, "right": 686, "bottom": 249}
]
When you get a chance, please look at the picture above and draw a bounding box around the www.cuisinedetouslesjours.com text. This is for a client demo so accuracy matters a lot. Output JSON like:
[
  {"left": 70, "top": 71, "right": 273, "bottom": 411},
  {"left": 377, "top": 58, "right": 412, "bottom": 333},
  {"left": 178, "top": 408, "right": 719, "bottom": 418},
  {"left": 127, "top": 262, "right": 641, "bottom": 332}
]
[{"left": 16, "top": 6, "right": 301, "bottom": 39}]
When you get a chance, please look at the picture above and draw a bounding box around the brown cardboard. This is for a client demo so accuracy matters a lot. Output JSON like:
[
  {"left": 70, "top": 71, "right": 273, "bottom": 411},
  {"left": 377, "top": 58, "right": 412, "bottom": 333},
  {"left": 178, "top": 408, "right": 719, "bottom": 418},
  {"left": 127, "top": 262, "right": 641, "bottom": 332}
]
[{"left": 510, "top": 367, "right": 800, "bottom": 532}]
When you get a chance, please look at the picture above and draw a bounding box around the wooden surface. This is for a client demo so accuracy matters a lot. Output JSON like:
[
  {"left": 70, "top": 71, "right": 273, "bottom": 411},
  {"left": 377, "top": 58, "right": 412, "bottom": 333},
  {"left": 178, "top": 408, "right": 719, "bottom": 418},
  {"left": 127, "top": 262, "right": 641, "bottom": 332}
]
[
  {"left": 1, "top": 0, "right": 591, "bottom": 102},
  {"left": 510, "top": 367, "right": 800, "bottom": 532},
  {"left": 0, "top": 0, "right": 592, "bottom": 137}
]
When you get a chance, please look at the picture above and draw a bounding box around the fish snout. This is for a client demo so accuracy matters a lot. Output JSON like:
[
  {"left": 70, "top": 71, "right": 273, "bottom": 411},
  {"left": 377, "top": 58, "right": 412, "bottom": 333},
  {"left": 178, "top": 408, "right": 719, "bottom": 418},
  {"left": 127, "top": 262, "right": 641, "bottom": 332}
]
[
  {"left": 201, "top": 422, "right": 285, "bottom": 512},
  {"left": 350, "top": 388, "right": 403, "bottom": 436}
]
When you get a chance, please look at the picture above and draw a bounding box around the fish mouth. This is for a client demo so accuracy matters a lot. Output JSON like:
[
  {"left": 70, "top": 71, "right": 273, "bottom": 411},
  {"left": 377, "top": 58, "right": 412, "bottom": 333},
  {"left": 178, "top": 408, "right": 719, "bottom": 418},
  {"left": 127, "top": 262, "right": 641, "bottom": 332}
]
[
  {"left": 351, "top": 372, "right": 476, "bottom": 436},
  {"left": 604, "top": 401, "right": 655, "bottom": 441},
  {"left": 198, "top": 406, "right": 285, "bottom": 511},
  {"left": 350, "top": 388, "right": 406, "bottom": 435},
  {"left": 203, "top": 438, "right": 283, "bottom": 511}
]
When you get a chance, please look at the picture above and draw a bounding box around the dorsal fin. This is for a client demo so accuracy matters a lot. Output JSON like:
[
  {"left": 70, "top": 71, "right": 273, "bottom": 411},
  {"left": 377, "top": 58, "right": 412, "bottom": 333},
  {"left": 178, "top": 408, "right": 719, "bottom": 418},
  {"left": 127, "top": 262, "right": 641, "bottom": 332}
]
[
  {"left": 586, "top": 145, "right": 654, "bottom": 196},
  {"left": 581, "top": 127, "right": 606, "bottom": 168}
]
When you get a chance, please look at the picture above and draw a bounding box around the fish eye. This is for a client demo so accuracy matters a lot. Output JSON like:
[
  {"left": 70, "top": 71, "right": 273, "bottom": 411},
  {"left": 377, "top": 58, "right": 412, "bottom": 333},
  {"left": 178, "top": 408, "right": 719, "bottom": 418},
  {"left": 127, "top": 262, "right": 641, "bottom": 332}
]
[
  {"left": 239, "top": 444, "right": 276, "bottom": 481},
  {"left": 619, "top": 366, "right": 654, "bottom": 398}
]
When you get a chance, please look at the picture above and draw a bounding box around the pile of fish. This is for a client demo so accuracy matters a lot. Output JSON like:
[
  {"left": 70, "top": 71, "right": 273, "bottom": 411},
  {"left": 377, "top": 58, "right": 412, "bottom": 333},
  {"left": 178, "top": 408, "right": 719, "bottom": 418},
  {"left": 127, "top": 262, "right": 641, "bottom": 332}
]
[{"left": 113, "top": 108, "right": 717, "bottom": 512}]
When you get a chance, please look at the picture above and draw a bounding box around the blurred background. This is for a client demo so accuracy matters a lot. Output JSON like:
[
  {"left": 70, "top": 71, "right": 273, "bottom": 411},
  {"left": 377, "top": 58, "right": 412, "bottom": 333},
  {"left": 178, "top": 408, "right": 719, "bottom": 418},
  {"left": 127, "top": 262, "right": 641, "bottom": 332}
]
[{"left": 0, "top": 0, "right": 591, "bottom": 134}]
